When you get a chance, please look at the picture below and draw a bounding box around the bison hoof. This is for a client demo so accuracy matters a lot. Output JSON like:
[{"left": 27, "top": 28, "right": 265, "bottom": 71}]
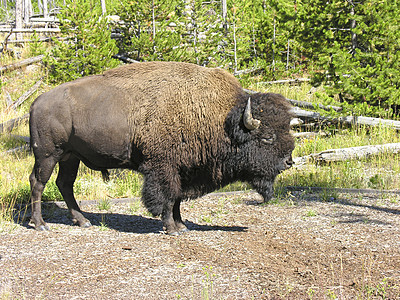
[
  {"left": 80, "top": 221, "right": 92, "bottom": 228},
  {"left": 168, "top": 231, "right": 181, "bottom": 236},
  {"left": 36, "top": 224, "right": 50, "bottom": 231},
  {"left": 166, "top": 228, "right": 189, "bottom": 236}
]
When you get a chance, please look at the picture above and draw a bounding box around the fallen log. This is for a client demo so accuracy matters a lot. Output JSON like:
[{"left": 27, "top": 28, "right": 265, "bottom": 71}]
[
  {"left": 0, "top": 28, "right": 60, "bottom": 33},
  {"left": 5, "top": 93, "right": 13, "bottom": 107},
  {"left": 292, "top": 131, "right": 328, "bottom": 138},
  {"left": 258, "top": 78, "right": 311, "bottom": 85},
  {"left": 112, "top": 54, "right": 139, "bottom": 64},
  {"left": 291, "top": 107, "right": 400, "bottom": 130},
  {"left": 9, "top": 135, "right": 30, "bottom": 143},
  {"left": 0, "top": 55, "right": 44, "bottom": 74},
  {"left": 338, "top": 115, "right": 400, "bottom": 130},
  {"left": 290, "top": 118, "right": 304, "bottom": 127},
  {"left": 233, "top": 68, "right": 263, "bottom": 76},
  {"left": 293, "top": 142, "right": 400, "bottom": 166},
  {"left": 0, "top": 113, "right": 29, "bottom": 133},
  {"left": 5, "top": 37, "right": 52, "bottom": 44},
  {"left": 9, "top": 78, "right": 43, "bottom": 110},
  {"left": 5, "top": 145, "right": 30, "bottom": 154},
  {"left": 286, "top": 98, "right": 342, "bottom": 112}
]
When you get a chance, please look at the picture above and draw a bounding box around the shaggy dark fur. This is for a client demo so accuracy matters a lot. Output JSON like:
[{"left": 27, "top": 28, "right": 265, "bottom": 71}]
[{"left": 29, "top": 61, "right": 295, "bottom": 235}]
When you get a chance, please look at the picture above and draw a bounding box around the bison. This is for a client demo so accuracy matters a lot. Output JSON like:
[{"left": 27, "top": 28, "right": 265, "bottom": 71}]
[{"left": 29, "top": 61, "right": 295, "bottom": 235}]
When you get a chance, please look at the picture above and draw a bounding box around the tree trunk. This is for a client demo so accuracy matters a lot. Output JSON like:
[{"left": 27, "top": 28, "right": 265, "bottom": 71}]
[
  {"left": 100, "top": 0, "right": 106, "bottom": 16},
  {"left": 38, "top": 0, "right": 42, "bottom": 15},
  {"left": 24, "top": 0, "right": 32, "bottom": 25},
  {"left": 349, "top": 1, "right": 357, "bottom": 55},
  {"left": 15, "top": 0, "right": 23, "bottom": 40},
  {"left": 43, "top": 0, "right": 48, "bottom": 18}
]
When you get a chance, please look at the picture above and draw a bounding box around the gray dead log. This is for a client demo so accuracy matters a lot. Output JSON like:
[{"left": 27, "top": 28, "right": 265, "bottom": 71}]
[
  {"left": 290, "top": 106, "right": 326, "bottom": 120},
  {"left": 30, "top": 17, "right": 59, "bottom": 22},
  {"left": 6, "top": 37, "right": 52, "bottom": 43},
  {"left": 8, "top": 77, "right": 43, "bottom": 110},
  {"left": 292, "top": 131, "right": 328, "bottom": 138},
  {"left": 0, "top": 113, "right": 29, "bottom": 133},
  {"left": 293, "top": 143, "right": 400, "bottom": 166},
  {"left": 290, "top": 107, "right": 400, "bottom": 130},
  {"left": 338, "top": 115, "right": 400, "bottom": 130},
  {"left": 9, "top": 134, "right": 30, "bottom": 143},
  {"left": 287, "top": 98, "right": 342, "bottom": 112},
  {"left": 233, "top": 68, "right": 263, "bottom": 76},
  {"left": 6, "top": 145, "right": 30, "bottom": 153},
  {"left": 290, "top": 118, "right": 303, "bottom": 127},
  {"left": 0, "top": 28, "right": 60, "bottom": 33},
  {"left": 258, "top": 78, "right": 311, "bottom": 85},
  {"left": 112, "top": 54, "right": 139, "bottom": 64},
  {"left": 5, "top": 93, "right": 13, "bottom": 107},
  {"left": 0, "top": 54, "right": 44, "bottom": 74}
]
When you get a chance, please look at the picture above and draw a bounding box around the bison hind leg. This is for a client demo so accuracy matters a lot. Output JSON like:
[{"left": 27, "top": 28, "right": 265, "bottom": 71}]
[
  {"left": 56, "top": 155, "right": 91, "bottom": 228},
  {"left": 29, "top": 157, "right": 58, "bottom": 231}
]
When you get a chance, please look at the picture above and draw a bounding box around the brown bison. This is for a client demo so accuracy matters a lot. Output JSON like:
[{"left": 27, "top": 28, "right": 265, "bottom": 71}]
[{"left": 29, "top": 61, "right": 295, "bottom": 235}]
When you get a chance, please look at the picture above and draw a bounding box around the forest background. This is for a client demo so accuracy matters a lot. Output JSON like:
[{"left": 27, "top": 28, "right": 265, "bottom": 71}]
[{"left": 1, "top": 0, "right": 400, "bottom": 119}]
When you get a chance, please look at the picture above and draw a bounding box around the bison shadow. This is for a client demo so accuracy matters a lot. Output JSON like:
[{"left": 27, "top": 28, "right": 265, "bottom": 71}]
[
  {"left": 284, "top": 187, "right": 400, "bottom": 226},
  {"left": 15, "top": 202, "right": 248, "bottom": 234}
]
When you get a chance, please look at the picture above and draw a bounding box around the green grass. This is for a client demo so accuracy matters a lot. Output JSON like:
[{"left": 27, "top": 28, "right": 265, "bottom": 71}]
[{"left": 275, "top": 124, "right": 400, "bottom": 191}]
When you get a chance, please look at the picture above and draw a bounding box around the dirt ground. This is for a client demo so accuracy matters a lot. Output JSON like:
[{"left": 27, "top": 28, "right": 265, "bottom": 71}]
[{"left": 1, "top": 189, "right": 399, "bottom": 299}]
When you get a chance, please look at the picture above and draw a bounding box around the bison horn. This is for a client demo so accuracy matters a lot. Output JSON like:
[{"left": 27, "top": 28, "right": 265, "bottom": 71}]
[{"left": 243, "top": 98, "right": 261, "bottom": 130}]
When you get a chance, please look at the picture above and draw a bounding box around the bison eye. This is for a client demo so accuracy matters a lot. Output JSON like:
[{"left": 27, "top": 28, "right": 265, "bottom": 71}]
[{"left": 261, "top": 133, "right": 276, "bottom": 145}]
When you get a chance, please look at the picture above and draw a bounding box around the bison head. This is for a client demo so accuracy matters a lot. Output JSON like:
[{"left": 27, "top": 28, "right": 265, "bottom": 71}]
[{"left": 225, "top": 92, "right": 295, "bottom": 202}]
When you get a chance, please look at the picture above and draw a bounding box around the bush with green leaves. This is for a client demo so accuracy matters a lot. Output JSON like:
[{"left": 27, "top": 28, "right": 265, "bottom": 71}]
[{"left": 44, "top": 0, "right": 119, "bottom": 83}]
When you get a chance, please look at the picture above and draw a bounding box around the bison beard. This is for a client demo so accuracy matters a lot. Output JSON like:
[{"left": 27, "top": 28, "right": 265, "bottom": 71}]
[{"left": 28, "top": 61, "right": 295, "bottom": 235}]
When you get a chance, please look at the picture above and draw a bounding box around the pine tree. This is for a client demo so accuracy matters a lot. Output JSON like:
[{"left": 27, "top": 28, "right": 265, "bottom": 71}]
[
  {"left": 304, "top": 0, "right": 400, "bottom": 116},
  {"left": 115, "top": 0, "right": 187, "bottom": 62},
  {"left": 45, "top": 0, "right": 119, "bottom": 83},
  {"left": 257, "top": 0, "right": 299, "bottom": 77}
]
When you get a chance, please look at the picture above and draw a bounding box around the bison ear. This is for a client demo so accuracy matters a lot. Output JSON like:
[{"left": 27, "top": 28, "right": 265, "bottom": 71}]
[{"left": 243, "top": 98, "right": 261, "bottom": 130}]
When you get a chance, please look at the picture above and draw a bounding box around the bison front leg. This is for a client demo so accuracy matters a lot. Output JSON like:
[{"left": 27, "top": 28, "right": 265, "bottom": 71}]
[
  {"left": 251, "top": 178, "right": 275, "bottom": 203},
  {"left": 161, "top": 200, "right": 180, "bottom": 235},
  {"left": 142, "top": 172, "right": 186, "bottom": 235},
  {"left": 173, "top": 199, "right": 188, "bottom": 233}
]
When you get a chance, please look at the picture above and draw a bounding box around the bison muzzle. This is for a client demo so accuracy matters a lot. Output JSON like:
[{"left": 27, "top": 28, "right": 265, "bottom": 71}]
[{"left": 29, "top": 61, "right": 295, "bottom": 235}]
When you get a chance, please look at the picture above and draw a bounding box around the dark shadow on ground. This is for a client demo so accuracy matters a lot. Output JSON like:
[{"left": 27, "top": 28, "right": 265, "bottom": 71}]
[
  {"left": 276, "top": 187, "right": 400, "bottom": 226},
  {"left": 13, "top": 202, "right": 248, "bottom": 234},
  {"left": 281, "top": 187, "right": 400, "bottom": 214}
]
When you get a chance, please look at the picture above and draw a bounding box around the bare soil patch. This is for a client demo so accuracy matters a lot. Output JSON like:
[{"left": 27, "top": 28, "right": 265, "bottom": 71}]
[{"left": 1, "top": 190, "right": 399, "bottom": 299}]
